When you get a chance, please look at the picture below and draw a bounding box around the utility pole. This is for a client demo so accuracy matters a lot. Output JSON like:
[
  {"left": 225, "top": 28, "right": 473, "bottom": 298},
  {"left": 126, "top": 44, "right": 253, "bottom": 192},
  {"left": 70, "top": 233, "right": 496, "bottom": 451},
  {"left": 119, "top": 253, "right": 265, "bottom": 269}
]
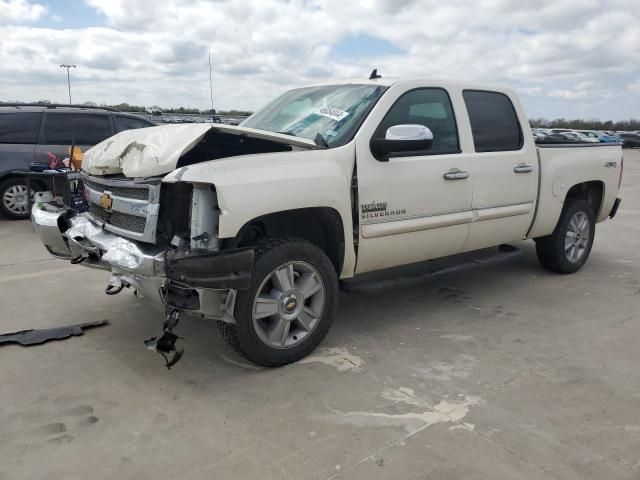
[
  {"left": 208, "top": 50, "right": 214, "bottom": 114},
  {"left": 59, "top": 64, "right": 76, "bottom": 104}
]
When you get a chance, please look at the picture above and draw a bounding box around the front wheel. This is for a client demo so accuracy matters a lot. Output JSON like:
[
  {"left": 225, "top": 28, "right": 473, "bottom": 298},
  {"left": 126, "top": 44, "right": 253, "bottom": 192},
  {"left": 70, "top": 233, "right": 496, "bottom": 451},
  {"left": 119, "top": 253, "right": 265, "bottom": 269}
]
[
  {"left": 218, "top": 238, "right": 339, "bottom": 367},
  {"left": 535, "top": 200, "right": 595, "bottom": 274}
]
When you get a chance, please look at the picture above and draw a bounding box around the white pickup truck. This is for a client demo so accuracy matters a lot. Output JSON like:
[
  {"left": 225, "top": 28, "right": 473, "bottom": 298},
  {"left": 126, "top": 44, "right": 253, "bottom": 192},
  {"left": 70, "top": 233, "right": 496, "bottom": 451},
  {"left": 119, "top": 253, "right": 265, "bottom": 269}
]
[{"left": 32, "top": 76, "right": 623, "bottom": 367}]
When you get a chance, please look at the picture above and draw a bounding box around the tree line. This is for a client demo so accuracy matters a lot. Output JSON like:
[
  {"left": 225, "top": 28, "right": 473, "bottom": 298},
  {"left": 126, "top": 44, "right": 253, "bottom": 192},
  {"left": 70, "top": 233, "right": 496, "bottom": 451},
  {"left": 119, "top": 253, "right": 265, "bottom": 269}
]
[
  {"left": 0, "top": 99, "right": 252, "bottom": 116},
  {"left": 530, "top": 118, "right": 640, "bottom": 131}
]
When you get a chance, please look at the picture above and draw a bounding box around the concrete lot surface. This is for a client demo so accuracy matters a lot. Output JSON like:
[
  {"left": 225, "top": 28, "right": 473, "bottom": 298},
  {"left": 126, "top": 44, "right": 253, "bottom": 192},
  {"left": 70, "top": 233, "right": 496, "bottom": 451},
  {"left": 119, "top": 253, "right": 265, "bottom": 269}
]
[{"left": 1, "top": 151, "right": 639, "bottom": 480}]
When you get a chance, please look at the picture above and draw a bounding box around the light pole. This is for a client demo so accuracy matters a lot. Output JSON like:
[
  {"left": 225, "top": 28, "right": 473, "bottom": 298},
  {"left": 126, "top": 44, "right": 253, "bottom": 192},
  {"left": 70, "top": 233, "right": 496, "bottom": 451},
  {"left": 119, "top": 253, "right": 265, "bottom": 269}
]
[
  {"left": 59, "top": 64, "right": 76, "bottom": 104},
  {"left": 208, "top": 50, "right": 214, "bottom": 114}
]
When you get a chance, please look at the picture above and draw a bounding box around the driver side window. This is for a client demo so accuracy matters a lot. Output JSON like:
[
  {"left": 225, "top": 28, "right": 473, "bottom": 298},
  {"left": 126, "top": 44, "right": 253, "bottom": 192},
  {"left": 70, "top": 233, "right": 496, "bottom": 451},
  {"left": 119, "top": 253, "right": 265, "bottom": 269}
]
[{"left": 377, "top": 88, "right": 460, "bottom": 155}]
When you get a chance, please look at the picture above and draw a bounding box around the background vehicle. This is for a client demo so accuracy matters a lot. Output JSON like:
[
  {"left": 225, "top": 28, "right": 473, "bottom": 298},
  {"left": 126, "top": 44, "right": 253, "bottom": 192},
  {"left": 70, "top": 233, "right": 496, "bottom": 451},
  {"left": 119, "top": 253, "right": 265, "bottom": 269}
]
[
  {"left": 0, "top": 104, "right": 155, "bottom": 219},
  {"left": 561, "top": 131, "right": 599, "bottom": 143},
  {"left": 596, "top": 131, "right": 621, "bottom": 143},
  {"left": 576, "top": 130, "right": 603, "bottom": 142},
  {"left": 618, "top": 132, "right": 640, "bottom": 148},
  {"left": 535, "top": 133, "right": 582, "bottom": 144},
  {"left": 31, "top": 78, "right": 623, "bottom": 367}
]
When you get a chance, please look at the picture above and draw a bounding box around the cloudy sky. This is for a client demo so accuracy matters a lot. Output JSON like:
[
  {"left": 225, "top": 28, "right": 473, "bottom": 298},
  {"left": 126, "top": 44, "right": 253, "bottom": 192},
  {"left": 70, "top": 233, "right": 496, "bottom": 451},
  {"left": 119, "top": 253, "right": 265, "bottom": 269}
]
[{"left": 1, "top": 0, "right": 639, "bottom": 119}]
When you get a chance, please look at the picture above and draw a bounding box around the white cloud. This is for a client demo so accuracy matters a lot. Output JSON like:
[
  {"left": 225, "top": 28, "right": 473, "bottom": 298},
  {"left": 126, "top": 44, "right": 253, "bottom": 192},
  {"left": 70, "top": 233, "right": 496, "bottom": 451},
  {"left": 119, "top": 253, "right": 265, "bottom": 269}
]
[
  {"left": 0, "top": 0, "right": 46, "bottom": 23},
  {"left": 0, "top": 0, "right": 639, "bottom": 120}
]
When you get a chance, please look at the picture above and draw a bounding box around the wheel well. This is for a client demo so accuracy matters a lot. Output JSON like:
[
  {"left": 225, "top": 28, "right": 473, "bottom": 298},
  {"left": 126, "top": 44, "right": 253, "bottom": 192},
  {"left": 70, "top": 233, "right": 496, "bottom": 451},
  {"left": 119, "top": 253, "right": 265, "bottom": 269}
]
[
  {"left": 229, "top": 207, "right": 345, "bottom": 275},
  {"left": 565, "top": 181, "right": 604, "bottom": 216}
]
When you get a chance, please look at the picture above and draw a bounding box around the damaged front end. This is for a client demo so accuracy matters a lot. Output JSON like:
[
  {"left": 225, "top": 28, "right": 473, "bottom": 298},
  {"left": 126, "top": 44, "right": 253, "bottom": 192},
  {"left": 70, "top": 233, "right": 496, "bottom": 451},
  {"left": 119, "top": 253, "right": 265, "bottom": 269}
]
[{"left": 31, "top": 176, "right": 253, "bottom": 368}]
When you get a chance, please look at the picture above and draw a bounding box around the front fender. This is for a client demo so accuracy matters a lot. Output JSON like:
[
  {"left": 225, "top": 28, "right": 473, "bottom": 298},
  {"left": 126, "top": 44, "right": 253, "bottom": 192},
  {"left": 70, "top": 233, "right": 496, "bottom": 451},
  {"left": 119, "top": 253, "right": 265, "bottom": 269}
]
[{"left": 162, "top": 143, "right": 357, "bottom": 276}]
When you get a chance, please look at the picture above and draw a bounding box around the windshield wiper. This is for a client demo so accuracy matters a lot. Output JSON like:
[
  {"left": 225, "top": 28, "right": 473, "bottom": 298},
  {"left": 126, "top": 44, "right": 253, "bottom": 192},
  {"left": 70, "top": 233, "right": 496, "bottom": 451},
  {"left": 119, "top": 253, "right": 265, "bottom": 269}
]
[
  {"left": 314, "top": 132, "right": 329, "bottom": 148},
  {"left": 276, "top": 130, "right": 297, "bottom": 137}
]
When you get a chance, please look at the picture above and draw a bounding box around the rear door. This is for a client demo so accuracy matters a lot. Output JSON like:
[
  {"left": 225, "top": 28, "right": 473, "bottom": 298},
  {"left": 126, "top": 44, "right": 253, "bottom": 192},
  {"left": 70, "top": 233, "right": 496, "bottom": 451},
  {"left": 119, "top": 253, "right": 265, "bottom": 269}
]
[
  {"left": 34, "top": 112, "right": 113, "bottom": 166},
  {"left": 462, "top": 90, "right": 539, "bottom": 251},
  {"left": 0, "top": 111, "right": 42, "bottom": 174},
  {"left": 354, "top": 84, "right": 474, "bottom": 273}
]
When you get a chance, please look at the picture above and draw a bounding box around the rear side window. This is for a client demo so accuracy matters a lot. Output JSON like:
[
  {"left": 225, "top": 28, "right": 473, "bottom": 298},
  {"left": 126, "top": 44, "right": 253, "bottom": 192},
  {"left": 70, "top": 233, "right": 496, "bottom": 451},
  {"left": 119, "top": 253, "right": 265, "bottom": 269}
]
[
  {"left": 377, "top": 88, "right": 460, "bottom": 155},
  {"left": 0, "top": 112, "right": 41, "bottom": 144},
  {"left": 463, "top": 90, "right": 523, "bottom": 152},
  {"left": 43, "top": 113, "right": 112, "bottom": 145},
  {"left": 114, "top": 115, "right": 153, "bottom": 133}
]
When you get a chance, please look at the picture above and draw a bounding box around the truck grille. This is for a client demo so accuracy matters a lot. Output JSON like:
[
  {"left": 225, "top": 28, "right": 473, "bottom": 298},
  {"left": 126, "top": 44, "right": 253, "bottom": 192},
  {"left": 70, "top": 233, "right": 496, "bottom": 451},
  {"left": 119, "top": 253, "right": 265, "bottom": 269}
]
[
  {"left": 83, "top": 179, "right": 149, "bottom": 200},
  {"left": 83, "top": 174, "right": 161, "bottom": 243},
  {"left": 88, "top": 203, "right": 146, "bottom": 233}
]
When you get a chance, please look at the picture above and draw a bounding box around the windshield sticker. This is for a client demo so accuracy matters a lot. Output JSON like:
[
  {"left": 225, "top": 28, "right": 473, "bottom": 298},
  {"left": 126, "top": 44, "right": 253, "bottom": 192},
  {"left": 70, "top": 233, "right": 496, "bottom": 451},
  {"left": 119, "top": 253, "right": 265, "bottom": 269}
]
[
  {"left": 325, "top": 130, "right": 338, "bottom": 137},
  {"left": 315, "top": 106, "right": 350, "bottom": 122}
]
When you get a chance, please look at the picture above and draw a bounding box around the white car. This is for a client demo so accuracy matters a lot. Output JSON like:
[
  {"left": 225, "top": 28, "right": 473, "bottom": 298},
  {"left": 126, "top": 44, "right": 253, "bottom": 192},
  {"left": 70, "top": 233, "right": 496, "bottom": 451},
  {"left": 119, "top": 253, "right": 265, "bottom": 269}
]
[
  {"left": 561, "top": 131, "right": 600, "bottom": 143},
  {"left": 32, "top": 77, "right": 624, "bottom": 367},
  {"left": 576, "top": 130, "right": 602, "bottom": 143}
]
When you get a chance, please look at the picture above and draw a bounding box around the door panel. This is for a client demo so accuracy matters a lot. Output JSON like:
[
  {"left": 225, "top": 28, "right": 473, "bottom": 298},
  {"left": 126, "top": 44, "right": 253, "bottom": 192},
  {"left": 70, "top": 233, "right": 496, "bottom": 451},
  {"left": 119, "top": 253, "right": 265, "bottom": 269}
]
[
  {"left": 462, "top": 90, "right": 538, "bottom": 251},
  {"left": 354, "top": 86, "right": 473, "bottom": 274}
]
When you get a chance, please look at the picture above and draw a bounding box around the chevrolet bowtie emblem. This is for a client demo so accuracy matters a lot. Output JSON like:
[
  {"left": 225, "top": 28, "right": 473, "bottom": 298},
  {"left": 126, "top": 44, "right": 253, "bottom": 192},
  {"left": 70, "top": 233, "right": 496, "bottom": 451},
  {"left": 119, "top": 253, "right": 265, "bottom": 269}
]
[{"left": 99, "top": 192, "right": 113, "bottom": 210}]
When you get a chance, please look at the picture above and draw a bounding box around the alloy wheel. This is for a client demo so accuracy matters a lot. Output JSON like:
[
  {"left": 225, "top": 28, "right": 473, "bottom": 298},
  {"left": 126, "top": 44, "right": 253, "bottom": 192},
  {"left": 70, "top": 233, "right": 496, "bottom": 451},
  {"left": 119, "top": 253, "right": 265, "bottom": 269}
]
[{"left": 252, "top": 261, "right": 326, "bottom": 349}]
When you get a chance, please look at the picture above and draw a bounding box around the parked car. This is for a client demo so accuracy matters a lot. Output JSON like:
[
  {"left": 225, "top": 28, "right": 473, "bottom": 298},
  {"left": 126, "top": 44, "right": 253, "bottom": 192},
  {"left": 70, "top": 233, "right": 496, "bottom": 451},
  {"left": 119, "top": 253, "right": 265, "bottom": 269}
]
[
  {"left": 618, "top": 132, "right": 640, "bottom": 148},
  {"left": 535, "top": 133, "right": 582, "bottom": 144},
  {"left": 0, "top": 104, "right": 155, "bottom": 219},
  {"left": 560, "top": 131, "right": 599, "bottom": 143},
  {"left": 32, "top": 78, "right": 623, "bottom": 367},
  {"left": 533, "top": 128, "right": 552, "bottom": 137},
  {"left": 596, "top": 131, "right": 621, "bottom": 143},
  {"left": 576, "top": 130, "right": 602, "bottom": 142}
]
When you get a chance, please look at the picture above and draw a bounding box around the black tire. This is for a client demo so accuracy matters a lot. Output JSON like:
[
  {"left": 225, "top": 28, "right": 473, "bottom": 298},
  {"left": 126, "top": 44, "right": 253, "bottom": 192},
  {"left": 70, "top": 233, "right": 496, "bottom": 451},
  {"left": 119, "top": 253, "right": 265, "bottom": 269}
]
[
  {"left": 535, "top": 200, "right": 595, "bottom": 274},
  {"left": 0, "top": 177, "right": 40, "bottom": 220},
  {"left": 217, "top": 237, "right": 339, "bottom": 367}
]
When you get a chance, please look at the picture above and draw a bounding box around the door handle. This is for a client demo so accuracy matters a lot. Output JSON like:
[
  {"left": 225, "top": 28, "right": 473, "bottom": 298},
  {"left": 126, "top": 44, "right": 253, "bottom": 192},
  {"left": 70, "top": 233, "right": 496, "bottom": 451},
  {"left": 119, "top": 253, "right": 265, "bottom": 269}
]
[
  {"left": 443, "top": 168, "right": 469, "bottom": 180},
  {"left": 514, "top": 163, "right": 534, "bottom": 173}
]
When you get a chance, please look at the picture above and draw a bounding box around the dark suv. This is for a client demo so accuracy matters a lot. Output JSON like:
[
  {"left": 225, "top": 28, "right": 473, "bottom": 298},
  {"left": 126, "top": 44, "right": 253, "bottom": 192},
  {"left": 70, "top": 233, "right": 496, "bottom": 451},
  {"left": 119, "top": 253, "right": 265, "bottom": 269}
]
[
  {"left": 618, "top": 132, "right": 640, "bottom": 149},
  {"left": 0, "top": 104, "right": 155, "bottom": 219}
]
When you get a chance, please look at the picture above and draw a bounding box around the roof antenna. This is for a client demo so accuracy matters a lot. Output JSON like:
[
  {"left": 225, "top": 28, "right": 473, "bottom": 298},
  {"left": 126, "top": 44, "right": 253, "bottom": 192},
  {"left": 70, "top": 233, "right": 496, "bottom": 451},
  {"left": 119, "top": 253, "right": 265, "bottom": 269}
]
[{"left": 369, "top": 68, "right": 381, "bottom": 80}]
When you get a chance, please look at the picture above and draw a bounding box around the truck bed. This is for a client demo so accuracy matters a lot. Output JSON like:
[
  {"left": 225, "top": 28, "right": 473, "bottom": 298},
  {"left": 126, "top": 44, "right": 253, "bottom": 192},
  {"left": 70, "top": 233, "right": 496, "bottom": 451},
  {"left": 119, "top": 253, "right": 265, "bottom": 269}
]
[{"left": 527, "top": 143, "right": 622, "bottom": 239}]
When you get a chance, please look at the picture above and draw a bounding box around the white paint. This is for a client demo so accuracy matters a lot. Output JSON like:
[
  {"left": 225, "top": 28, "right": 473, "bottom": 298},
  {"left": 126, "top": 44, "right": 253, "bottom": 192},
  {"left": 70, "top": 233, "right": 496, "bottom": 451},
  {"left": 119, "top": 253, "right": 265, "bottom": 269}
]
[
  {"left": 449, "top": 422, "right": 475, "bottom": 431},
  {"left": 414, "top": 354, "right": 477, "bottom": 381},
  {"left": 329, "top": 396, "right": 481, "bottom": 434},
  {"left": 382, "top": 387, "right": 425, "bottom": 408},
  {"left": 298, "top": 347, "right": 364, "bottom": 372},
  {"left": 439, "top": 334, "right": 475, "bottom": 342}
]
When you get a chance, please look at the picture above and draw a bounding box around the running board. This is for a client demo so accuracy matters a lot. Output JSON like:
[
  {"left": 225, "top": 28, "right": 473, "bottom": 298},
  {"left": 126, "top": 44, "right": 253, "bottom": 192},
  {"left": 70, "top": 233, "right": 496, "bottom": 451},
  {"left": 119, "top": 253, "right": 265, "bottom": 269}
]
[{"left": 340, "top": 244, "right": 521, "bottom": 294}]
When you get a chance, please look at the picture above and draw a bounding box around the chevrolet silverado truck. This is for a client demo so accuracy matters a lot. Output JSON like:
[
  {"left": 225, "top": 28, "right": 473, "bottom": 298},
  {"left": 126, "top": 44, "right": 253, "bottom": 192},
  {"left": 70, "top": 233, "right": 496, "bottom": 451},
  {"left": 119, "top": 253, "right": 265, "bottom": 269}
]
[{"left": 31, "top": 77, "right": 623, "bottom": 367}]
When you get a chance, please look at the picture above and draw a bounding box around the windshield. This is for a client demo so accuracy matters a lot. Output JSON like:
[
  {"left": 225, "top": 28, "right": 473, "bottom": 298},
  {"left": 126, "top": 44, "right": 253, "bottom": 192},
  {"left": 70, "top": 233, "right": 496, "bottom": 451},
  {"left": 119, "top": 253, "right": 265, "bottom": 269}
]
[{"left": 241, "top": 84, "right": 386, "bottom": 147}]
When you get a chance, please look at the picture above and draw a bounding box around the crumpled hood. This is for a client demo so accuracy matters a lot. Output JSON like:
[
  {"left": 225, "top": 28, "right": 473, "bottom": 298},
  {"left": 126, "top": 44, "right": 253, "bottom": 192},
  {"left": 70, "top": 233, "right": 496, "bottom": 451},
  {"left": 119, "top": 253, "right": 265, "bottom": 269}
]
[{"left": 82, "top": 123, "right": 318, "bottom": 178}]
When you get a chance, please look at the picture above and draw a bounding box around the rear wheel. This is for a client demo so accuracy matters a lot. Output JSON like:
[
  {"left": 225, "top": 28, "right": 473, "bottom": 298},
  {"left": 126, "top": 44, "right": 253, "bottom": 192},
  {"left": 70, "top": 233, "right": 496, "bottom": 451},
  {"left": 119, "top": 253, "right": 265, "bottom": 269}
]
[
  {"left": 535, "top": 200, "right": 595, "bottom": 274},
  {"left": 0, "top": 177, "right": 39, "bottom": 220},
  {"left": 217, "top": 237, "right": 338, "bottom": 366}
]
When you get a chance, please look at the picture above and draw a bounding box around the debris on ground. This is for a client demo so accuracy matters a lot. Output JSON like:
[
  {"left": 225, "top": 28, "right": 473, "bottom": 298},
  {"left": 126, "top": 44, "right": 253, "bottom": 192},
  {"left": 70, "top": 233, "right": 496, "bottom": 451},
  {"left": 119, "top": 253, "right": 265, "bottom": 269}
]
[{"left": 0, "top": 320, "right": 108, "bottom": 346}]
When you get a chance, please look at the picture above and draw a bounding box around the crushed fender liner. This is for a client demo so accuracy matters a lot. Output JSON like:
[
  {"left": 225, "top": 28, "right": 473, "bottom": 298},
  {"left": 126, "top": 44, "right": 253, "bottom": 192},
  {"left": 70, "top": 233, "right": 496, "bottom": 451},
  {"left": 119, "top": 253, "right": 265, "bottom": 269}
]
[{"left": 165, "top": 247, "right": 255, "bottom": 290}]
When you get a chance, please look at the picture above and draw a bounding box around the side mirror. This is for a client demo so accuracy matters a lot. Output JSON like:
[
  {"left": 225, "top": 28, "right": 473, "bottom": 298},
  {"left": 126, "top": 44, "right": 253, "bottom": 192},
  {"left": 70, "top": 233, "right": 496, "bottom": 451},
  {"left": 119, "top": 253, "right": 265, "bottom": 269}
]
[{"left": 371, "top": 124, "right": 434, "bottom": 160}]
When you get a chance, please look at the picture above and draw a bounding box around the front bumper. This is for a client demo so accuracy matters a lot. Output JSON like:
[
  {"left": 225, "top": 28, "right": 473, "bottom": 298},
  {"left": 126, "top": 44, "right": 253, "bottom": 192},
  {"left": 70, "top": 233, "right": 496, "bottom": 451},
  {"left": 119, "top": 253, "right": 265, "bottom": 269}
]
[{"left": 31, "top": 205, "right": 244, "bottom": 322}]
